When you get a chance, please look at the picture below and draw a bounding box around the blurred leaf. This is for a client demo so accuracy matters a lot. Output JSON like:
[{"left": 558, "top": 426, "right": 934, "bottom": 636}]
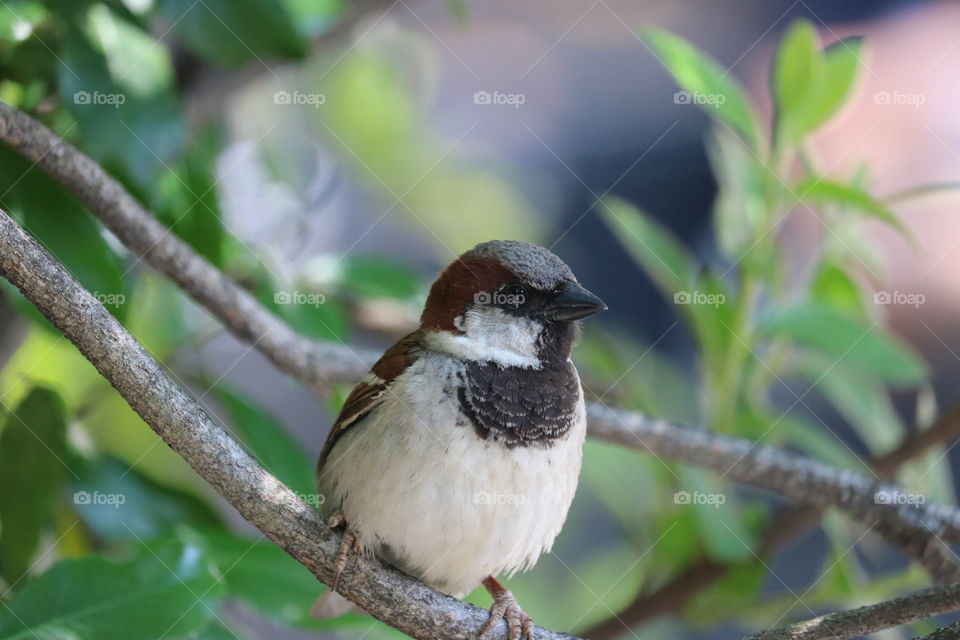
[
  {"left": 810, "top": 261, "right": 864, "bottom": 319},
  {"left": 282, "top": 0, "right": 341, "bottom": 37},
  {"left": 71, "top": 456, "right": 222, "bottom": 542},
  {"left": 599, "top": 197, "right": 696, "bottom": 297},
  {"left": 59, "top": 24, "right": 184, "bottom": 192},
  {"left": 796, "top": 179, "right": 910, "bottom": 238},
  {"left": 157, "top": 0, "right": 306, "bottom": 66},
  {"left": 152, "top": 126, "right": 225, "bottom": 266},
  {"left": 256, "top": 278, "right": 348, "bottom": 342},
  {"left": 0, "top": 388, "right": 69, "bottom": 585},
  {"left": 0, "top": 146, "right": 129, "bottom": 323},
  {"left": 643, "top": 27, "right": 759, "bottom": 147},
  {"left": 761, "top": 305, "right": 926, "bottom": 386},
  {"left": 808, "top": 38, "right": 862, "bottom": 134},
  {"left": 772, "top": 21, "right": 862, "bottom": 148},
  {"left": 175, "top": 621, "right": 249, "bottom": 640},
  {"left": 341, "top": 256, "right": 421, "bottom": 300},
  {"left": 679, "top": 467, "right": 754, "bottom": 562},
  {"left": 707, "top": 126, "right": 769, "bottom": 259},
  {"left": 772, "top": 20, "right": 823, "bottom": 148},
  {"left": 188, "top": 529, "right": 321, "bottom": 625},
  {"left": 778, "top": 413, "right": 869, "bottom": 471},
  {"left": 686, "top": 561, "right": 766, "bottom": 622},
  {"left": 0, "top": 540, "right": 223, "bottom": 640},
  {"left": 797, "top": 360, "right": 904, "bottom": 454},
  {"left": 215, "top": 388, "right": 315, "bottom": 497}
]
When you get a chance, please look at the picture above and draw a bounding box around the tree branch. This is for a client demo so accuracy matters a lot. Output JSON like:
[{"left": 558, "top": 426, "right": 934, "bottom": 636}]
[
  {"left": 584, "top": 406, "right": 960, "bottom": 639},
  {"left": 1, "top": 100, "right": 958, "bottom": 587},
  {"left": 0, "top": 209, "right": 578, "bottom": 640},
  {"left": 742, "top": 582, "right": 960, "bottom": 640}
]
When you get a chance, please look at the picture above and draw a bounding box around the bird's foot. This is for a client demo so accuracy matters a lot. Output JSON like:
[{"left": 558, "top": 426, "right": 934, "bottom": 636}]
[
  {"left": 479, "top": 576, "right": 535, "bottom": 640},
  {"left": 326, "top": 511, "right": 361, "bottom": 592}
]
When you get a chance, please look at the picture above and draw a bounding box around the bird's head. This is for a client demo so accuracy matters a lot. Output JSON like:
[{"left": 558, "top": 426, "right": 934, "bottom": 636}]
[{"left": 420, "top": 240, "right": 606, "bottom": 368}]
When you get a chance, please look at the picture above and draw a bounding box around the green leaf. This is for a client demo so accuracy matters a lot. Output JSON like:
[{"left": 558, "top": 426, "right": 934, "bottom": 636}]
[
  {"left": 0, "top": 388, "right": 69, "bottom": 585},
  {"left": 152, "top": 126, "right": 225, "bottom": 266},
  {"left": 599, "top": 197, "right": 696, "bottom": 297},
  {"left": 796, "top": 178, "right": 911, "bottom": 238},
  {"left": 215, "top": 388, "right": 316, "bottom": 497},
  {"left": 189, "top": 530, "right": 321, "bottom": 624},
  {"left": 0, "top": 146, "right": 129, "bottom": 323},
  {"left": 643, "top": 27, "right": 760, "bottom": 147},
  {"left": 772, "top": 20, "right": 862, "bottom": 148},
  {"left": 257, "top": 278, "right": 348, "bottom": 342},
  {"left": 808, "top": 38, "right": 863, "bottom": 133},
  {"left": 341, "top": 256, "right": 421, "bottom": 299},
  {"left": 778, "top": 413, "right": 870, "bottom": 471},
  {"left": 810, "top": 261, "right": 864, "bottom": 319},
  {"left": 678, "top": 467, "right": 754, "bottom": 563},
  {"left": 796, "top": 360, "right": 904, "bottom": 454},
  {"left": 772, "top": 20, "right": 824, "bottom": 147},
  {"left": 157, "top": 0, "right": 306, "bottom": 67},
  {"left": 0, "top": 541, "right": 223, "bottom": 640},
  {"left": 707, "top": 126, "right": 769, "bottom": 258},
  {"left": 761, "top": 305, "right": 926, "bottom": 386},
  {"left": 59, "top": 25, "right": 185, "bottom": 192},
  {"left": 71, "top": 457, "right": 222, "bottom": 542}
]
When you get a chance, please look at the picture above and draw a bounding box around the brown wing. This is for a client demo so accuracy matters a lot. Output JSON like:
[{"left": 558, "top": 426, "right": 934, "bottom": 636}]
[{"left": 317, "top": 330, "right": 424, "bottom": 477}]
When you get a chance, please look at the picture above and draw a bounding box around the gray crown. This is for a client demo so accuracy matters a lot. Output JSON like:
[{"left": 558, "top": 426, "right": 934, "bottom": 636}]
[{"left": 465, "top": 240, "right": 575, "bottom": 289}]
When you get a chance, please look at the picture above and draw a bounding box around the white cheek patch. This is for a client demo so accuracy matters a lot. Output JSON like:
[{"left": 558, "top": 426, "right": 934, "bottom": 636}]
[{"left": 427, "top": 307, "right": 543, "bottom": 368}]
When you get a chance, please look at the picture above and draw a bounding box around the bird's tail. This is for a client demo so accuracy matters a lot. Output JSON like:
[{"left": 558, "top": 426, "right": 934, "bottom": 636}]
[{"left": 309, "top": 589, "right": 363, "bottom": 619}]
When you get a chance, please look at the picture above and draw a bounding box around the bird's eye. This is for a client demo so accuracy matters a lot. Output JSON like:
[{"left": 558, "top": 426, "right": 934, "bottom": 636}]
[{"left": 501, "top": 284, "right": 526, "bottom": 307}]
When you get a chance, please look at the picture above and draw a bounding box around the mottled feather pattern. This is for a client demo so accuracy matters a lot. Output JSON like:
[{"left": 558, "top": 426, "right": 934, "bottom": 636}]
[
  {"left": 317, "top": 331, "right": 423, "bottom": 472},
  {"left": 457, "top": 361, "right": 580, "bottom": 447}
]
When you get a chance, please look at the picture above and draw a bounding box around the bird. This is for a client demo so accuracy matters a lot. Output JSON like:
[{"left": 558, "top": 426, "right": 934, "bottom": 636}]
[{"left": 314, "top": 240, "right": 606, "bottom": 639}]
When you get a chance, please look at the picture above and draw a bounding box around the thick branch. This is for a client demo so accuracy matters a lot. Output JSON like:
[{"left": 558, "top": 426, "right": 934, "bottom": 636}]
[
  {"left": 743, "top": 582, "right": 960, "bottom": 640},
  {"left": 585, "top": 406, "right": 960, "bottom": 639},
  {"left": 0, "top": 102, "right": 373, "bottom": 394},
  {"left": 588, "top": 405, "right": 960, "bottom": 581},
  {"left": 0, "top": 210, "right": 577, "bottom": 640}
]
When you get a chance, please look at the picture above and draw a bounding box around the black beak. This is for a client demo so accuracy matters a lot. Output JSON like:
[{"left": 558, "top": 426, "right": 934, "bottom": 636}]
[{"left": 543, "top": 281, "right": 607, "bottom": 322}]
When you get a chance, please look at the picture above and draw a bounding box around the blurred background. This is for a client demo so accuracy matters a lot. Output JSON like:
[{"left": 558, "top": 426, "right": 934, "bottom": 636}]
[{"left": 2, "top": 0, "right": 960, "bottom": 639}]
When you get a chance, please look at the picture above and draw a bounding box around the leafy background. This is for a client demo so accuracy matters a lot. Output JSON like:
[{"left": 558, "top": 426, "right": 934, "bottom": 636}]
[{"left": 1, "top": 1, "right": 959, "bottom": 639}]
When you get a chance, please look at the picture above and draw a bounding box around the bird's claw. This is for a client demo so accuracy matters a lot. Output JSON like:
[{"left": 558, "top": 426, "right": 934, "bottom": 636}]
[
  {"left": 327, "top": 511, "right": 360, "bottom": 592},
  {"left": 480, "top": 577, "right": 535, "bottom": 640}
]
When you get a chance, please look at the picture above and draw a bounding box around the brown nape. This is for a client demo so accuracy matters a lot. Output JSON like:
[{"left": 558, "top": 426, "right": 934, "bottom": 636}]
[{"left": 420, "top": 255, "right": 515, "bottom": 333}]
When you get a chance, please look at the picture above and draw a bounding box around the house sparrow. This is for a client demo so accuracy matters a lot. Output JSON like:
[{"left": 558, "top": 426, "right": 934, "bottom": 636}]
[{"left": 315, "top": 240, "right": 606, "bottom": 639}]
